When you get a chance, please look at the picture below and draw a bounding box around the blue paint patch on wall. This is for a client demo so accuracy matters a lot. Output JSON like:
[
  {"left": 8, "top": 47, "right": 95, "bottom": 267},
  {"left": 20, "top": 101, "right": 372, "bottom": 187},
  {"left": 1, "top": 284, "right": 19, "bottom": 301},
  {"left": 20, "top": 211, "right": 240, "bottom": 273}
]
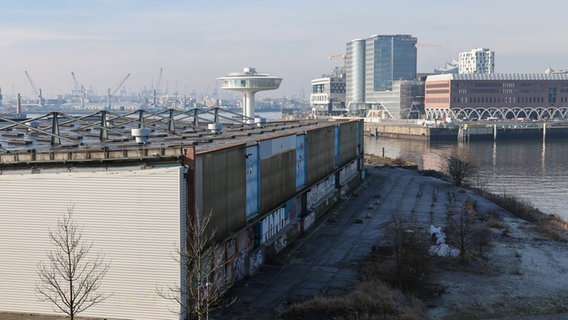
[{"left": 245, "top": 145, "right": 260, "bottom": 220}]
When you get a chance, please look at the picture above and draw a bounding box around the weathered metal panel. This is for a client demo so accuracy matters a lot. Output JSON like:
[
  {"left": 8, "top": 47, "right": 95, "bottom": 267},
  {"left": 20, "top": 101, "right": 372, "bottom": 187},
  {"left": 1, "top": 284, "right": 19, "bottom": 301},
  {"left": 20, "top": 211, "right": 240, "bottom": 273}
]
[
  {"left": 260, "top": 149, "right": 296, "bottom": 214},
  {"left": 339, "top": 121, "right": 358, "bottom": 166},
  {"left": 335, "top": 125, "right": 340, "bottom": 167},
  {"left": 295, "top": 134, "right": 306, "bottom": 190},
  {"left": 0, "top": 167, "right": 183, "bottom": 320},
  {"left": 357, "top": 119, "right": 363, "bottom": 155},
  {"left": 306, "top": 126, "right": 335, "bottom": 186},
  {"left": 245, "top": 144, "right": 260, "bottom": 221},
  {"left": 199, "top": 144, "right": 247, "bottom": 241},
  {"left": 259, "top": 134, "right": 296, "bottom": 160}
]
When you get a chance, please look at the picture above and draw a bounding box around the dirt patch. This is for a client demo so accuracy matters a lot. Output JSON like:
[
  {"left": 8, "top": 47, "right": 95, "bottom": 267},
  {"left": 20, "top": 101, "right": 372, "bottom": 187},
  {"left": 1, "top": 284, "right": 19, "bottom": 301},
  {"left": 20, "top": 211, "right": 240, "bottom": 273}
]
[{"left": 425, "top": 215, "right": 568, "bottom": 319}]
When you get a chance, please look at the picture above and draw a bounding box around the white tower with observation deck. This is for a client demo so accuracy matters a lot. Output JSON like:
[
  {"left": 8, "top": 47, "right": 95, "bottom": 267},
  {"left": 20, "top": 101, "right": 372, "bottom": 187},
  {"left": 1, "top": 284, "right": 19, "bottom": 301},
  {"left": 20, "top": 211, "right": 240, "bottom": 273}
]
[{"left": 218, "top": 67, "right": 282, "bottom": 121}]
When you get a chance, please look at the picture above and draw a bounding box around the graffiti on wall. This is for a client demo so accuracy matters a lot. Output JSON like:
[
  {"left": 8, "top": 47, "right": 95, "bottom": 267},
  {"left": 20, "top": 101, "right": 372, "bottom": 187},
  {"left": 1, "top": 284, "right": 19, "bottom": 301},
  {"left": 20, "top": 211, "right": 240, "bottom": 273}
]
[
  {"left": 249, "top": 248, "right": 264, "bottom": 274},
  {"left": 274, "top": 234, "right": 288, "bottom": 254},
  {"left": 261, "top": 206, "right": 289, "bottom": 244},
  {"left": 307, "top": 176, "right": 335, "bottom": 209},
  {"left": 339, "top": 161, "right": 358, "bottom": 185},
  {"left": 233, "top": 250, "right": 248, "bottom": 281}
]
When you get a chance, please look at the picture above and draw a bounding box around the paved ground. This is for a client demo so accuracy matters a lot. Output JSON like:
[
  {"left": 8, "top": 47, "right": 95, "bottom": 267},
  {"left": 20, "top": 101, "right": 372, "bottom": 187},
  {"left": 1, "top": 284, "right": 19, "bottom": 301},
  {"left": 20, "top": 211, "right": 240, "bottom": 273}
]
[{"left": 215, "top": 166, "right": 475, "bottom": 320}]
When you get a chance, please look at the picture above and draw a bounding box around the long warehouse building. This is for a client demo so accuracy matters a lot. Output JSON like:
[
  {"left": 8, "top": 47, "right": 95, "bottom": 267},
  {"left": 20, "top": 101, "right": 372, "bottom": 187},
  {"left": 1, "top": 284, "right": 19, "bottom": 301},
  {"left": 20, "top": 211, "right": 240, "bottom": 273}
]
[{"left": 0, "top": 108, "right": 364, "bottom": 319}]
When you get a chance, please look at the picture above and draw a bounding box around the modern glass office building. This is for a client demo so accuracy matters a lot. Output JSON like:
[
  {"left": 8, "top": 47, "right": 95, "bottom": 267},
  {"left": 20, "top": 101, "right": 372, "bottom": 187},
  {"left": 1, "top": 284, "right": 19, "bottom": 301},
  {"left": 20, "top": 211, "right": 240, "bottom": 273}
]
[{"left": 345, "top": 34, "right": 418, "bottom": 117}]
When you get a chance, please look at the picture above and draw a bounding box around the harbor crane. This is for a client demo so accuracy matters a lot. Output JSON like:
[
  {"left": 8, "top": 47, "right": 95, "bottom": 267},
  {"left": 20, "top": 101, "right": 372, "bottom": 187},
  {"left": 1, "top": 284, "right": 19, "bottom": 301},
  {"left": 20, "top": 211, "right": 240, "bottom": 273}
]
[
  {"left": 153, "top": 68, "right": 163, "bottom": 108},
  {"left": 71, "top": 72, "right": 86, "bottom": 108},
  {"left": 106, "top": 73, "right": 130, "bottom": 110},
  {"left": 24, "top": 70, "right": 44, "bottom": 108}
]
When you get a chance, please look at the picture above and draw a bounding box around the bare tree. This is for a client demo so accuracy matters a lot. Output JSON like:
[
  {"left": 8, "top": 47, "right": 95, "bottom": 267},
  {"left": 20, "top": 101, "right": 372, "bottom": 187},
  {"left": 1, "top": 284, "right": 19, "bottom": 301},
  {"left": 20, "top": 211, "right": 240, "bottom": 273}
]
[
  {"left": 36, "top": 206, "right": 111, "bottom": 320},
  {"left": 443, "top": 148, "right": 478, "bottom": 187},
  {"left": 158, "top": 210, "right": 232, "bottom": 320}
]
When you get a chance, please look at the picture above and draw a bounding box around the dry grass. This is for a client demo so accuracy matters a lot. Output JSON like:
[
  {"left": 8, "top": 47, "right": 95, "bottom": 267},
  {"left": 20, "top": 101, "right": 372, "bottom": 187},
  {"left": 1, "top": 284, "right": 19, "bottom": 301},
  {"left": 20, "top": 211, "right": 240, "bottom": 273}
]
[
  {"left": 284, "top": 281, "right": 424, "bottom": 320},
  {"left": 364, "top": 154, "right": 417, "bottom": 168},
  {"left": 284, "top": 221, "right": 436, "bottom": 320},
  {"left": 474, "top": 190, "right": 568, "bottom": 242}
]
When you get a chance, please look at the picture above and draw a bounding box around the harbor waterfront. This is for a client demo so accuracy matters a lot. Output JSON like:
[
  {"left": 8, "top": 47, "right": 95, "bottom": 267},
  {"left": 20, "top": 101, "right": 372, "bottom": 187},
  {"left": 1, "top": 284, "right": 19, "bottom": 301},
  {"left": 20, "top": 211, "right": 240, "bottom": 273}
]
[{"left": 365, "top": 136, "right": 568, "bottom": 220}]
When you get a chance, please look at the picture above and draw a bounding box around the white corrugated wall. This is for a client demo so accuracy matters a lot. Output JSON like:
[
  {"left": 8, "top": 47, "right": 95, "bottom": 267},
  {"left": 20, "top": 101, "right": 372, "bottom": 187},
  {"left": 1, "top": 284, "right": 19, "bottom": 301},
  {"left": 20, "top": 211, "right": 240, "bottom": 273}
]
[{"left": 0, "top": 166, "right": 184, "bottom": 320}]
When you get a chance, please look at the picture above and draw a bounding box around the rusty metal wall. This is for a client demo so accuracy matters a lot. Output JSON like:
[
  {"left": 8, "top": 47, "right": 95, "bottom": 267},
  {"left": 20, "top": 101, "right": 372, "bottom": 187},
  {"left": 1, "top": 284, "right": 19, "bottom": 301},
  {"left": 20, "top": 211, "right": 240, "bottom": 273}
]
[
  {"left": 259, "top": 150, "right": 296, "bottom": 213},
  {"left": 200, "top": 144, "right": 247, "bottom": 240},
  {"left": 339, "top": 121, "right": 358, "bottom": 166},
  {"left": 306, "top": 126, "right": 335, "bottom": 186}
]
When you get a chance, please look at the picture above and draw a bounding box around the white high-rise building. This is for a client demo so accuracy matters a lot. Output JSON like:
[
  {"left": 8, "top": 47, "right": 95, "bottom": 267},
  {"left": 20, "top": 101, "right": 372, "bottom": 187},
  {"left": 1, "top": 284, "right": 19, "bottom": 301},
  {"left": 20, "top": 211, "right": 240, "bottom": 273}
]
[{"left": 459, "top": 48, "right": 495, "bottom": 74}]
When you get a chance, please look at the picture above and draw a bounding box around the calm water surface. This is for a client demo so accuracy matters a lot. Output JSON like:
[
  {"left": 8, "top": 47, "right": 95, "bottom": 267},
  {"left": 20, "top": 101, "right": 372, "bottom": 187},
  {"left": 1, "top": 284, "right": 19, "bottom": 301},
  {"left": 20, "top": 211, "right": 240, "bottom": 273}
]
[{"left": 365, "top": 137, "right": 568, "bottom": 218}]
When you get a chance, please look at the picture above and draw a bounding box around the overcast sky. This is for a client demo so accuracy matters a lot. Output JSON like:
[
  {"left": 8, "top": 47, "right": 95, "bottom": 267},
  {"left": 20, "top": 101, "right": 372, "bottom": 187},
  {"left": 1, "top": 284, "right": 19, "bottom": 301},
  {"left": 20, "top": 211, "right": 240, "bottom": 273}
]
[{"left": 1, "top": 0, "right": 567, "bottom": 100}]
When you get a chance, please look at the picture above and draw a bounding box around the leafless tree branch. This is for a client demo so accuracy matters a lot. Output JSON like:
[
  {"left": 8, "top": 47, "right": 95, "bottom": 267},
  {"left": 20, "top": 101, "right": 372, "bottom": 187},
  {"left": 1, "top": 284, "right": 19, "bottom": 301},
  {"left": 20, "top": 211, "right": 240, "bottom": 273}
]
[{"left": 36, "top": 206, "right": 111, "bottom": 320}]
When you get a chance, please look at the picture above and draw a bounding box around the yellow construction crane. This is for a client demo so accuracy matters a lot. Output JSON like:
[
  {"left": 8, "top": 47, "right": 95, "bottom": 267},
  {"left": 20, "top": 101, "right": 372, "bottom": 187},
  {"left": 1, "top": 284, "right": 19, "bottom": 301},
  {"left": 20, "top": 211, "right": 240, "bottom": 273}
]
[{"left": 329, "top": 54, "right": 346, "bottom": 71}]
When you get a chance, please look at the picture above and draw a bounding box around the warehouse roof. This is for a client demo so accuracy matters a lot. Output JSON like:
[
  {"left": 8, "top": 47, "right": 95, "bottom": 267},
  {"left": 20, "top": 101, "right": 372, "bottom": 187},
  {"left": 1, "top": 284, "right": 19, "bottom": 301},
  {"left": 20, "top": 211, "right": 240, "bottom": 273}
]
[{"left": 0, "top": 107, "right": 351, "bottom": 166}]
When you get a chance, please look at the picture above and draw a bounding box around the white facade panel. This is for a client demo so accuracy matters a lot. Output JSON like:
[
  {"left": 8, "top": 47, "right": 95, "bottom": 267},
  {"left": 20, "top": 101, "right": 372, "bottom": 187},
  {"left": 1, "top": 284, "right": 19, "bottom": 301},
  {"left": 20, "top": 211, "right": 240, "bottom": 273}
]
[
  {"left": 258, "top": 134, "right": 296, "bottom": 160},
  {"left": 0, "top": 166, "right": 184, "bottom": 320}
]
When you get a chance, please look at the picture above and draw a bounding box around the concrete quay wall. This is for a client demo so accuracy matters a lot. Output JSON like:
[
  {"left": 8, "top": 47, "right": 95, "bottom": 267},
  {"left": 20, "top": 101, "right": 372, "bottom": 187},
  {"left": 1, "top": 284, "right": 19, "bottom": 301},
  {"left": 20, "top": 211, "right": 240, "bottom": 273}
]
[
  {"left": 365, "top": 123, "right": 568, "bottom": 141},
  {"left": 364, "top": 123, "right": 457, "bottom": 141}
]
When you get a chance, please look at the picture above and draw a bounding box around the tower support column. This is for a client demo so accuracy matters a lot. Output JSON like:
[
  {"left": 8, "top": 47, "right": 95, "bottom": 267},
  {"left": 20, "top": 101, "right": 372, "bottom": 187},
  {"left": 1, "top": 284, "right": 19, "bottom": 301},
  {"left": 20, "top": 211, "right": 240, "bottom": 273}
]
[{"left": 244, "top": 91, "right": 256, "bottom": 120}]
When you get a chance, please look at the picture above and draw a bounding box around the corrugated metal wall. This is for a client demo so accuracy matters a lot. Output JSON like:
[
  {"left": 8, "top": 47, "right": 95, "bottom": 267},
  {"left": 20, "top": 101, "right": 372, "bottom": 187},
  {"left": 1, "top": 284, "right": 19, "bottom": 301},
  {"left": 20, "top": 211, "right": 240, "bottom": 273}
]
[
  {"left": 0, "top": 167, "right": 183, "bottom": 320},
  {"left": 339, "top": 121, "right": 359, "bottom": 166},
  {"left": 199, "top": 144, "right": 247, "bottom": 241},
  {"left": 295, "top": 134, "right": 306, "bottom": 190},
  {"left": 306, "top": 126, "right": 335, "bottom": 186},
  {"left": 259, "top": 150, "right": 296, "bottom": 214}
]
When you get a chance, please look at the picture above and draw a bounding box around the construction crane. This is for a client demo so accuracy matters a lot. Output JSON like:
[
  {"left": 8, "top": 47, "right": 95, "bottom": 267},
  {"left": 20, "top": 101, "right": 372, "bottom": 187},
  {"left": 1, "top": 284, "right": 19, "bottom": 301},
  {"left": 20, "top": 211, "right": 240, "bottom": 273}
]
[
  {"left": 328, "top": 55, "right": 346, "bottom": 74},
  {"left": 24, "top": 70, "right": 44, "bottom": 108},
  {"left": 106, "top": 73, "right": 130, "bottom": 110}
]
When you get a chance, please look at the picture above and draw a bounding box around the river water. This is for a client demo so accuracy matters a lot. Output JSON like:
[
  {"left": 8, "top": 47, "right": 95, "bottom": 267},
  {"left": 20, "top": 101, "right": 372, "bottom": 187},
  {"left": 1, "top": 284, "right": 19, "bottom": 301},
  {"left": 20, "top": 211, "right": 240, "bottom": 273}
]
[{"left": 365, "top": 136, "right": 568, "bottom": 219}]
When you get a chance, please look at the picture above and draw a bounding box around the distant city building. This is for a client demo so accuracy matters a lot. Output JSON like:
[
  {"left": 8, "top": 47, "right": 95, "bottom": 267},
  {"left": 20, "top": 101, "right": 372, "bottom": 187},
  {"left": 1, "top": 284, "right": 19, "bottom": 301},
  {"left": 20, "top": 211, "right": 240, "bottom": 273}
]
[
  {"left": 310, "top": 67, "right": 346, "bottom": 117},
  {"left": 459, "top": 48, "right": 495, "bottom": 74},
  {"left": 434, "top": 60, "right": 459, "bottom": 75},
  {"left": 400, "top": 80, "right": 426, "bottom": 119},
  {"left": 425, "top": 73, "right": 568, "bottom": 120},
  {"left": 345, "top": 34, "right": 418, "bottom": 117}
]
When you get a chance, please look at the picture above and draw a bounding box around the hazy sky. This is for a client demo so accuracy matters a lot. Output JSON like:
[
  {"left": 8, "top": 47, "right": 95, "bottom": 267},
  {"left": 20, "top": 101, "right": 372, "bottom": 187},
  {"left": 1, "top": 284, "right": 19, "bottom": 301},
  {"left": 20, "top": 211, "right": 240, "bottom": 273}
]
[{"left": 1, "top": 0, "right": 567, "bottom": 100}]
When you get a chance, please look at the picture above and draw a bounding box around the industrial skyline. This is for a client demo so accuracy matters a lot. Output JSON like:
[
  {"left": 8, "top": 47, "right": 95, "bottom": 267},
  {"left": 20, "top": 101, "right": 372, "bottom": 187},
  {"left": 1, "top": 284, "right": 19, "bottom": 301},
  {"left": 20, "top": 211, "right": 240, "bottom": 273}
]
[{"left": 1, "top": 0, "right": 568, "bottom": 99}]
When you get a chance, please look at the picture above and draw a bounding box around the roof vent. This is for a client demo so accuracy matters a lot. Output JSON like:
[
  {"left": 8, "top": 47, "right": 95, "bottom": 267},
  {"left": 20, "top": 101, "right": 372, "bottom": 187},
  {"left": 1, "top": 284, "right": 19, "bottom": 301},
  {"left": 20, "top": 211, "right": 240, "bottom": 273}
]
[
  {"left": 131, "top": 128, "right": 151, "bottom": 144},
  {"left": 25, "top": 121, "right": 40, "bottom": 132},
  {"left": 208, "top": 123, "right": 222, "bottom": 134},
  {"left": 255, "top": 117, "right": 266, "bottom": 128}
]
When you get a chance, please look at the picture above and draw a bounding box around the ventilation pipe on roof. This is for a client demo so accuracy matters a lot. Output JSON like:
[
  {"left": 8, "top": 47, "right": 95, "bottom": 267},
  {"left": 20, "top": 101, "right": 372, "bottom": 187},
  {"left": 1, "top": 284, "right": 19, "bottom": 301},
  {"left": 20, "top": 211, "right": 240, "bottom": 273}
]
[
  {"left": 208, "top": 123, "right": 222, "bottom": 134},
  {"left": 255, "top": 117, "right": 266, "bottom": 128},
  {"left": 131, "top": 128, "right": 151, "bottom": 144}
]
